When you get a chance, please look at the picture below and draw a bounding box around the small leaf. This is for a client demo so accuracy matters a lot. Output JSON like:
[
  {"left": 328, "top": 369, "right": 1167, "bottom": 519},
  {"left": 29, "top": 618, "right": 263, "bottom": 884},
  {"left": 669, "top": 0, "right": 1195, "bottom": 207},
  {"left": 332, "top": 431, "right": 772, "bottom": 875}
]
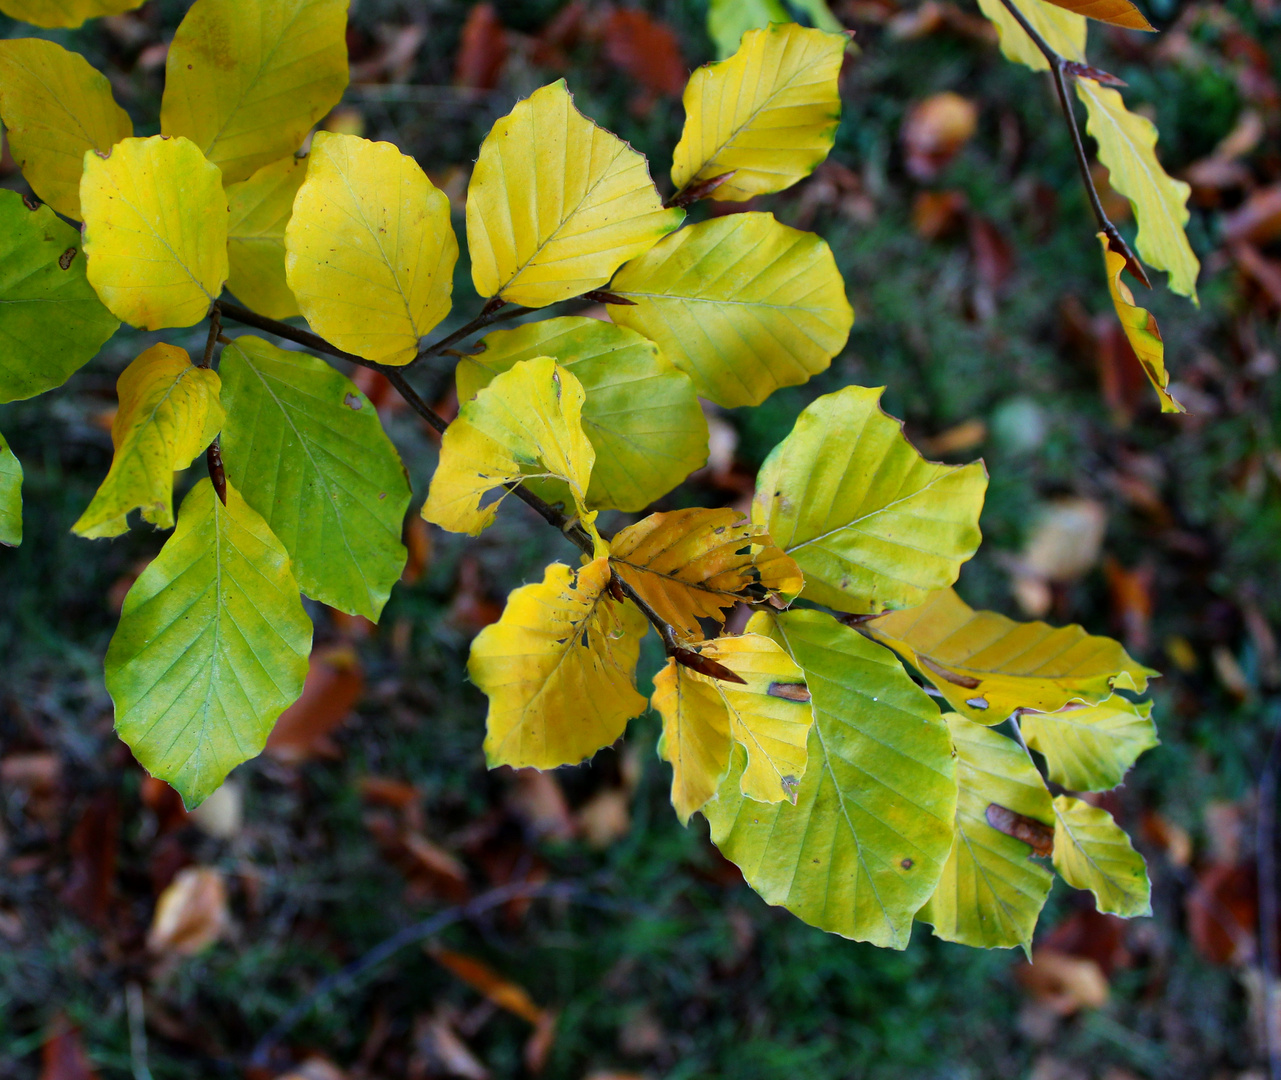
[
  {"left": 1041, "top": 0, "right": 1153, "bottom": 30},
  {"left": 225, "top": 155, "right": 307, "bottom": 320},
  {"left": 706, "top": 0, "right": 789, "bottom": 58},
  {"left": 470, "top": 557, "right": 649, "bottom": 769},
  {"left": 752, "top": 386, "right": 987, "bottom": 613},
  {"left": 0, "top": 38, "right": 133, "bottom": 219},
  {"left": 975, "top": 0, "right": 1086, "bottom": 71},
  {"left": 286, "top": 132, "right": 458, "bottom": 365},
  {"left": 72, "top": 344, "right": 223, "bottom": 539},
  {"left": 458, "top": 316, "right": 708, "bottom": 512},
  {"left": 218, "top": 336, "right": 412, "bottom": 620},
  {"left": 1099, "top": 233, "right": 1183, "bottom": 412},
  {"left": 160, "top": 0, "right": 349, "bottom": 184},
  {"left": 1021, "top": 695, "right": 1158, "bottom": 791},
  {"left": 423, "top": 357, "right": 599, "bottom": 542},
  {"left": 106, "top": 479, "right": 312, "bottom": 808},
  {"left": 610, "top": 507, "right": 802, "bottom": 642},
  {"left": 866, "top": 588, "right": 1156, "bottom": 724},
  {"left": 466, "top": 80, "right": 684, "bottom": 308},
  {"left": 1075, "top": 78, "right": 1200, "bottom": 302},
  {"left": 673, "top": 23, "right": 845, "bottom": 201},
  {"left": 0, "top": 189, "right": 118, "bottom": 403},
  {"left": 80, "top": 135, "right": 229, "bottom": 331},
  {"left": 919, "top": 713, "right": 1053, "bottom": 953},
  {"left": 147, "top": 866, "right": 228, "bottom": 956},
  {"left": 0, "top": 430, "right": 22, "bottom": 547},
  {"left": 1052, "top": 795, "right": 1152, "bottom": 917},
  {"left": 0, "top": 0, "right": 143, "bottom": 28},
  {"left": 608, "top": 213, "right": 853, "bottom": 408}
]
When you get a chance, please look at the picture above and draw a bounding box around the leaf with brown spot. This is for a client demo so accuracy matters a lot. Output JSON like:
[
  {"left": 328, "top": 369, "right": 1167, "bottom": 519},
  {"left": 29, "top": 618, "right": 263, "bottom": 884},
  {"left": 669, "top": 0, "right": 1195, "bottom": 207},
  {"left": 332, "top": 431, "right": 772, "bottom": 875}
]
[{"left": 986, "top": 803, "right": 1056, "bottom": 857}]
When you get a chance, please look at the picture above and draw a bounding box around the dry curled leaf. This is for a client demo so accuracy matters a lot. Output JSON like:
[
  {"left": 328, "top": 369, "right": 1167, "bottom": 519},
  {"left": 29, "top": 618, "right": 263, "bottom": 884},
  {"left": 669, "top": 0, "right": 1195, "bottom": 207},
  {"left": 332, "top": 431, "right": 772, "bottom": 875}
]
[{"left": 147, "top": 866, "right": 228, "bottom": 957}]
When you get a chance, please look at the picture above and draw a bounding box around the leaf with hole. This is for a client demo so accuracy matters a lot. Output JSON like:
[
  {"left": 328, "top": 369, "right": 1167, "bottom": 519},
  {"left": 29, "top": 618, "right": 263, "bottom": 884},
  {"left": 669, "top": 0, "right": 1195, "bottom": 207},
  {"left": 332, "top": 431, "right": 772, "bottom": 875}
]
[
  {"left": 1053, "top": 795, "right": 1151, "bottom": 916},
  {"left": 1021, "top": 695, "right": 1157, "bottom": 791},
  {"left": 225, "top": 155, "right": 307, "bottom": 321}
]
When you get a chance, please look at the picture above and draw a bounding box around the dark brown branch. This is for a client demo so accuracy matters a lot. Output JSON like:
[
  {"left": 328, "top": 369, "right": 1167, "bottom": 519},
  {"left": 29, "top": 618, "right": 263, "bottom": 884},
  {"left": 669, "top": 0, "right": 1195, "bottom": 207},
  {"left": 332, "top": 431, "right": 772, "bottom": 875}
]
[
  {"left": 199, "top": 303, "right": 222, "bottom": 369},
  {"left": 414, "top": 297, "right": 536, "bottom": 363}
]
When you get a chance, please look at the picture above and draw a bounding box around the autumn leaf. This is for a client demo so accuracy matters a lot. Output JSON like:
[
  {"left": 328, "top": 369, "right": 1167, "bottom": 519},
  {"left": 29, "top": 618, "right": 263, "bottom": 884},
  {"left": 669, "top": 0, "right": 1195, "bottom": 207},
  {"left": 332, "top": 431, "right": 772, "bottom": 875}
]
[
  {"left": 1021, "top": 695, "right": 1158, "bottom": 791},
  {"left": 0, "top": 0, "right": 142, "bottom": 28},
  {"left": 225, "top": 155, "right": 307, "bottom": 321},
  {"left": 976, "top": 0, "right": 1086, "bottom": 71},
  {"left": 1041, "top": 0, "right": 1153, "bottom": 30},
  {"left": 1099, "top": 233, "right": 1183, "bottom": 412},
  {"left": 1053, "top": 796, "right": 1151, "bottom": 917},
  {"left": 147, "top": 866, "right": 228, "bottom": 956}
]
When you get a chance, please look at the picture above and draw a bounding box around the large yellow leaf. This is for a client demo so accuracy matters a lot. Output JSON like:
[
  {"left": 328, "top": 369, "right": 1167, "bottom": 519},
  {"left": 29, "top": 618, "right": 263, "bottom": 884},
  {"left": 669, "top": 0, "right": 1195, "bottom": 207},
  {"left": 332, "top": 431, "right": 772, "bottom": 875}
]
[
  {"left": 610, "top": 507, "right": 802, "bottom": 642},
  {"left": 608, "top": 213, "right": 853, "bottom": 408},
  {"left": 0, "top": 38, "right": 132, "bottom": 219},
  {"left": 671, "top": 23, "right": 845, "bottom": 203},
  {"left": 466, "top": 80, "right": 684, "bottom": 308},
  {"left": 1052, "top": 795, "right": 1151, "bottom": 916},
  {"left": 0, "top": 0, "right": 143, "bottom": 29},
  {"left": 1076, "top": 78, "right": 1199, "bottom": 302},
  {"left": 470, "top": 557, "right": 648, "bottom": 769},
  {"left": 73, "top": 344, "right": 223, "bottom": 539},
  {"left": 225, "top": 155, "right": 307, "bottom": 321},
  {"left": 975, "top": 0, "right": 1086, "bottom": 71},
  {"left": 80, "top": 135, "right": 229, "bottom": 331},
  {"left": 752, "top": 386, "right": 986, "bottom": 614},
  {"left": 285, "top": 132, "right": 457, "bottom": 365},
  {"left": 422, "top": 357, "right": 599, "bottom": 542},
  {"left": 1021, "top": 695, "right": 1157, "bottom": 791},
  {"left": 652, "top": 631, "right": 811, "bottom": 822},
  {"left": 1041, "top": 0, "right": 1153, "bottom": 30},
  {"left": 865, "top": 588, "right": 1156, "bottom": 725},
  {"left": 160, "top": 0, "right": 349, "bottom": 184}
]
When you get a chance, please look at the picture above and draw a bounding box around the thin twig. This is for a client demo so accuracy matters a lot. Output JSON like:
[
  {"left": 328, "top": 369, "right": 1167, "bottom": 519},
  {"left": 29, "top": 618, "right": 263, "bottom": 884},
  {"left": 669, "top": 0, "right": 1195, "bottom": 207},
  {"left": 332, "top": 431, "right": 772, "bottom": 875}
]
[
  {"left": 198, "top": 303, "right": 222, "bottom": 369},
  {"left": 125, "top": 983, "right": 154, "bottom": 1080},
  {"left": 415, "top": 297, "right": 533, "bottom": 363},
  {"left": 1259, "top": 721, "right": 1281, "bottom": 1080}
]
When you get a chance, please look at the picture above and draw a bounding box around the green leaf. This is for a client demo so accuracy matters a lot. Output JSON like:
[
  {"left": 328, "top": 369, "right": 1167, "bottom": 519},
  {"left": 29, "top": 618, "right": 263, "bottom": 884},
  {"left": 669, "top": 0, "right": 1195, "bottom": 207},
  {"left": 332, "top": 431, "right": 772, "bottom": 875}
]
[
  {"left": 752, "top": 386, "right": 987, "bottom": 613},
  {"left": 608, "top": 213, "right": 853, "bottom": 409},
  {"left": 457, "top": 317, "right": 708, "bottom": 512},
  {"left": 706, "top": 0, "right": 786, "bottom": 57},
  {"left": 1052, "top": 795, "right": 1151, "bottom": 916},
  {"left": 226, "top": 154, "right": 307, "bottom": 321},
  {"left": 218, "top": 335, "right": 412, "bottom": 621},
  {"left": 0, "top": 0, "right": 143, "bottom": 29},
  {"left": 975, "top": 0, "right": 1086, "bottom": 71},
  {"left": 0, "top": 430, "right": 22, "bottom": 547},
  {"left": 106, "top": 479, "right": 312, "bottom": 808},
  {"left": 160, "top": 0, "right": 349, "bottom": 184},
  {"left": 73, "top": 343, "right": 224, "bottom": 539},
  {"left": 705, "top": 609, "right": 957, "bottom": 947},
  {"left": 0, "top": 37, "right": 133, "bottom": 219},
  {"left": 919, "top": 714, "right": 1053, "bottom": 954},
  {"left": 1021, "top": 696, "right": 1157, "bottom": 791},
  {"left": 0, "top": 189, "right": 119, "bottom": 403}
]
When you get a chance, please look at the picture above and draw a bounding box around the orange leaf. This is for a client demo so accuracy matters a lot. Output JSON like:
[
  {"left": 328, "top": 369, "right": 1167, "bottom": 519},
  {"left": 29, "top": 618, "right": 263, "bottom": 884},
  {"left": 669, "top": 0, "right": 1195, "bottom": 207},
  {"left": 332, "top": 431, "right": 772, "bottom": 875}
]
[
  {"left": 147, "top": 866, "right": 228, "bottom": 957},
  {"left": 601, "top": 9, "right": 686, "bottom": 98},
  {"left": 429, "top": 947, "right": 546, "bottom": 1025},
  {"left": 265, "top": 645, "right": 364, "bottom": 762},
  {"left": 1041, "top": 0, "right": 1154, "bottom": 31}
]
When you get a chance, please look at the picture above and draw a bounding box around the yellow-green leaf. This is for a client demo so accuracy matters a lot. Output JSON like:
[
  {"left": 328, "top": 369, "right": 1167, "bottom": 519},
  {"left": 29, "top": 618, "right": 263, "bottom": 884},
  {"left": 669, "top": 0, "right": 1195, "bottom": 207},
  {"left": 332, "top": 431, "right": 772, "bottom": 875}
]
[
  {"left": 1022, "top": 696, "right": 1157, "bottom": 791},
  {"left": 1052, "top": 795, "right": 1151, "bottom": 916},
  {"left": 285, "top": 132, "right": 457, "bottom": 365},
  {"left": 466, "top": 80, "right": 684, "bottom": 308},
  {"left": 1099, "top": 233, "right": 1183, "bottom": 412},
  {"left": 80, "top": 135, "right": 229, "bottom": 331},
  {"left": 866, "top": 588, "right": 1156, "bottom": 725},
  {"left": 106, "top": 479, "right": 312, "bottom": 807},
  {"left": 0, "top": 0, "right": 143, "bottom": 29},
  {"left": 0, "top": 189, "right": 119, "bottom": 403},
  {"left": 0, "top": 430, "right": 22, "bottom": 547},
  {"left": 73, "top": 343, "right": 223, "bottom": 539},
  {"left": 1076, "top": 78, "right": 1199, "bottom": 301},
  {"left": 0, "top": 38, "right": 132, "bottom": 219},
  {"left": 653, "top": 631, "right": 811, "bottom": 823},
  {"left": 160, "top": 0, "right": 349, "bottom": 184},
  {"left": 752, "top": 386, "right": 986, "bottom": 613},
  {"left": 975, "top": 0, "right": 1086, "bottom": 71},
  {"left": 706, "top": 609, "right": 957, "bottom": 947},
  {"left": 707, "top": 0, "right": 789, "bottom": 58},
  {"left": 457, "top": 317, "right": 707, "bottom": 512},
  {"left": 470, "top": 556, "right": 648, "bottom": 770},
  {"left": 608, "top": 213, "right": 853, "bottom": 408},
  {"left": 672, "top": 23, "right": 845, "bottom": 202},
  {"left": 423, "top": 357, "right": 599, "bottom": 542},
  {"left": 1041, "top": 0, "right": 1153, "bottom": 30},
  {"left": 610, "top": 507, "right": 802, "bottom": 642},
  {"left": 225, "top": 155, "right": 307, "bottom": 321}
]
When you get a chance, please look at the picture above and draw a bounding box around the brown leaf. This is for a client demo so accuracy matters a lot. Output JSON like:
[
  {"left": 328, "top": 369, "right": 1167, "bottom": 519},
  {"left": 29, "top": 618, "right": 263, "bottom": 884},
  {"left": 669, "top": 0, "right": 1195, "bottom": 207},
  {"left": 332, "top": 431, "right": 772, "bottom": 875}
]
[
  {"left": 1103, "top": 556, "right": 1153, "bottom": 652},
  {"left": 429, "top": 947, "right": 546, "bottom": 1025},
  {"left": 265, "top": 645, "right": 364, "bottom": 762},
  {"left": 402, "top": 516, "right": 433, "bottom": 584},
  {"left": 1231, "top": 241, "right": 1281, "bottom": 311},
  {"left": 140, "top": 775, "right": 190, "bottom": 834},
  {"left": 985, "top": 803, "right": 1055, "bottom": 857},
  {"left": 1223, "top": 184, "right": 1281, "bottom": 246},
  {"left": 968, "top": 215, "right": 1015, "bottom": 294},
  {"left": 507, "top": 769, "right": 576, "bottom": 842},
  {"left": 574, "top": 788, "right": 631, "bottom": 849},
  {"left": 402, "top": 832, "right": 469, "bottom": 886},
  {"left": 449, "top": 555, "right": 503, "bottom": 633},
  {"left": 40, "top": 1025, "right": 99, "bottom": 1080},
  {"left": 1014, "top": 948, "right": 1110, "bottom": 1014},
  {"left": 912, "top": 189, "right": 968, "bottom": 240},
  {"left": 147, "top": 866, "right": 228, "bottom": 957},
  {"left": 602, "top": 8, "right": 686, "bottom": 99},
  {"left": 524, "top": 1009, "right": 558, "bottom": 1074},
  {"left": 454, "top": 3, "right": 508, "bottom": 91},
  {"left": 1139, "top": 810, "right": 1192, "bottom": 868},
  {"left": 902, "top": 92, "right": 977, "bottom": 180},
  {"left": 1041, "top": 905, "right": 1132, "bottom": 976},
  {"left": 359, "top": 776, "right": 421, "bottom": 811},
  {"left": 1187, "top": 862, "right": 1257, "bottom": 965},
  {"left": 413, "top": 1013, "right": 490, "bottom": 1080},
  {"left": 61, "top": 791, "right": 119, "bottom": 928}
]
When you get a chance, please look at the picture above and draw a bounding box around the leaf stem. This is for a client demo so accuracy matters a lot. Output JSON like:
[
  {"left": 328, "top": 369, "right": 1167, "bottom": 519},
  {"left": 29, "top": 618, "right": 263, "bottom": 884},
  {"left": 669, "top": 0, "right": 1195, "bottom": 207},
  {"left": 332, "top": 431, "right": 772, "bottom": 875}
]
[{"left": 198, "top": 302, "right": 222, "bottom": 369}]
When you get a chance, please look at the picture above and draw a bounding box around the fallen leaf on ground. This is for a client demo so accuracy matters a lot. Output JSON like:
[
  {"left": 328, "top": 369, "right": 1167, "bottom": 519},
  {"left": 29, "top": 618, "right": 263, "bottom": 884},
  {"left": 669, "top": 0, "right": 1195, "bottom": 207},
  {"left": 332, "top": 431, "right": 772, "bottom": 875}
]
[
  {"left": 413, "top": 1012, "right": 489, "bottom": 1080},
  {"left": 602, "top": 9, "right": 686, "bottom": 100},
  {"left": 575, "top": 788, "right": 630, "bottom": 848},
  {"left": 61, "top": 791, "right": 119, "bottom": 928},
  {"left": 429, "top": 946, "right": 546, "bottom": 1025},
  {"left": 454, "top": 3, "right": 507, "bottom": 90},
  {"left": 40, "top": 1024, "right": 99, "bottom": 1080},
  {"left": 147, "top": 866, "right": 228, "bottom": 957},
  {"left": 1014, "top": 948, "right": 1109, "bottom": 1014},
  {"left": 903, "top": 92, "right": 978, "bottom": 180},
  {"left": 188, "top": 780, "right": 242, "bottom": 840},
  {"left": 265, "top": 645, "right": 364, "bottom": 762}
]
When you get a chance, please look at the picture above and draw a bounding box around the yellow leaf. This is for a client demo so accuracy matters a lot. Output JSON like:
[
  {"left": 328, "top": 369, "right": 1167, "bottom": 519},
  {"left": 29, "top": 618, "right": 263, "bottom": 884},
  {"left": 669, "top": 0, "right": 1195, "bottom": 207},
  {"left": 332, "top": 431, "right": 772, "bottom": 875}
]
[
  {"left": 470, "top": 557, "right": 648, "bottom": 769},
  {"left": 1021, "top": 695, "right": 1157, "bottom": 791},
  {"left": 975, "top": 0, "right": 1086, "bottom": 71},
  {"left": 1099, "top": 233, "right": 1183, "bottom": 413},
  {"left": 610, "top": 507, "right": 802, "bottom": 642},
  {"left": 652, "top": 630, "right": 811, "bottom": 823},
  {"left": 80, "top": 135, "right": 228, "bottom": 331},
  {"left": 160, "top": 0, "right": 349, "bottom": 184},
  {"left": 608, "top": 212, "right": 853, "bottom": 408},
  {"left": 422, "top": 357, "right": 599, "bottom": 542},
  {"left": 466, "top": 80, "right": 684, "bottom": 308},
  {"left": 72, "top": 344, "right": 223, "bottom": 538},
  {"left": 285, "top": 132, "right": 457, "bottom": 365},
  {"left": 0, "top": 38, "right": 132, "bottom": 219},
  {"left": 671, "top": 22, "right": 846, "bottom": 203},
  {"left": 0, "top": 0, "right": 142, "bottom": 29},
  {"left": 1041, "top": 0, "right": 1153, "bottom": 30},
  {"left": 225, "top": 155, "right": 307, "bottom": 321},
  {"left": 865, "top": 588, "right": 1156, "bottom": 724},
  {"left": 1076, "top": 78, "right": 1200, "bottom": 301},
  {"left": 1052, "top": 795, "right": 1151, "bottom": 916}
]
